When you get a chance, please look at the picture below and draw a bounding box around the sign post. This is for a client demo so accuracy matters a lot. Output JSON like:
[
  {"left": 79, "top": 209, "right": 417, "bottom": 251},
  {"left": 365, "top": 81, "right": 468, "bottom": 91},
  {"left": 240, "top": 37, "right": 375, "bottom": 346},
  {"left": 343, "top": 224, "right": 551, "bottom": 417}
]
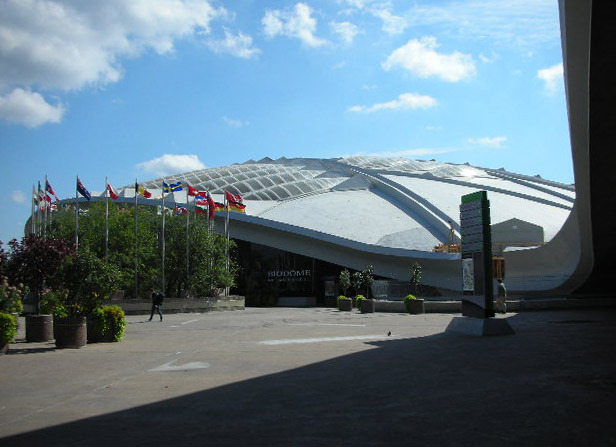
[
  {"left": 446, "top": 190, "right": 514, "bottom": 336},
  {"left": 460, "top": 191, "right": 493, "bottom": 318}
]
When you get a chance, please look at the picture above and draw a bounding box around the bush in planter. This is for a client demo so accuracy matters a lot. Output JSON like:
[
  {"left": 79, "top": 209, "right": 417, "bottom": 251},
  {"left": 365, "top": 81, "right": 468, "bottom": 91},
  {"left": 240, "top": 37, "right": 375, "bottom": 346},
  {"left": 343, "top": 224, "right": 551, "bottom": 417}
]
[
  {"left": 0, "top": 312, "right": 17, "bottom": 353},
  {"left": 355, "top": 294, "right": 366, "bottom": 310},
  {"left": 89, "top": 305, "right": 126, "bottom": 343},
  {"left": 403, "top": 294, "right": 425, "bottom": 314},
  {"left": 337, "top": 295, "right": 353, "bottom": 311}
]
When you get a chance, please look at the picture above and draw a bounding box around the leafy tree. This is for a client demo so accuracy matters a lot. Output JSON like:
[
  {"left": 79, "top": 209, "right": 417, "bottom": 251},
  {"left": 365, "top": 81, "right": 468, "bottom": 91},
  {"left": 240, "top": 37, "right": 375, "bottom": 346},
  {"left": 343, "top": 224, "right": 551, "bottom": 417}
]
[
  {"left": 7, "top": 235, "right": 73, "bottom": 313},
  {"left": 0, "top": 241, "right": 7, "bottom": 277},
  {"left": 410, "top": 262, "right": 422, "bottom": 296},
  {"left": 57, "top": 248, "right": 121, "bottom": 316},
  {"left": 339, "top": 269, "right": 351, "bottom": 297},
  {"left": 361, "top": 264, "right": 374, "bottom": 299},
  {"left": 351, "top": 271, "right": 363, "bottom": 297}
]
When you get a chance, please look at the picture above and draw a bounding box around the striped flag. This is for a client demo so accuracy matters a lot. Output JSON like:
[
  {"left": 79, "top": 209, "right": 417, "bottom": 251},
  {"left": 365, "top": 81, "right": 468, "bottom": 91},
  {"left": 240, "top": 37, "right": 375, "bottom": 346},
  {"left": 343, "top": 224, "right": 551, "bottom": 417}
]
[
  {"left": 136, "top": 183, "right": 152, "bottom": 198},
  {"left": 77, "top": 177, "right": 91, "bottom": 200},
  {"left": 106, "top": 182, "right": 119, "bottom": 200}
]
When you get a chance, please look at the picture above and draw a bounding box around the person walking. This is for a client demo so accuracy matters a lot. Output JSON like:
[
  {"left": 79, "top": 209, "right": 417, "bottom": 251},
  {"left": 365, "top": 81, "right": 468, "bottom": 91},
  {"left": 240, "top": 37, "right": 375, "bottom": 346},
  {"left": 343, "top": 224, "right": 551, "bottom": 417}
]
[
  {"left": 496, "top": 278, "right": 507, "bottom": 314},
  {"left": 148, "top": 290, "right": 164, "bottom": 321}
]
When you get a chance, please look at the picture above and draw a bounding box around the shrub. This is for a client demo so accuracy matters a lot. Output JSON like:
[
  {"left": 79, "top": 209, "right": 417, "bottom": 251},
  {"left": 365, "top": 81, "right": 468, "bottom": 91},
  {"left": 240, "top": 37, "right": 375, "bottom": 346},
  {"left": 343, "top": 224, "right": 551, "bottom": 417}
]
[
  {"left": 89, "top": 305, "right": 126, "bottom": 342},
  {"left": 0, "top": 276, "right": 26, "bottom": 314},
  {"left": 0, "top": 312, "right": 17, "bottom": 345},
  {"left": 355, "top": 294, "right": 366, "bottom": 310},
  {"left": 403, "top": 294, "right": 416, "bottom": 313},
  {"left": 336, "top": 295, "right": 349, "bottom": 306},
  {"left": 40, "top": 289, "right": 69, "bottom": 318}
]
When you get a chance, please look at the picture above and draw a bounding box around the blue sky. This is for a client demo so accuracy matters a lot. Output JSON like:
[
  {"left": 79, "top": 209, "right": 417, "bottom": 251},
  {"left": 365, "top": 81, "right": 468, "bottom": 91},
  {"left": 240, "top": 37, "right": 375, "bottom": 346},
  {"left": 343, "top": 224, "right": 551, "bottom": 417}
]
[{"left": 0, "top": 0, "right": 570, "bottom": 245}]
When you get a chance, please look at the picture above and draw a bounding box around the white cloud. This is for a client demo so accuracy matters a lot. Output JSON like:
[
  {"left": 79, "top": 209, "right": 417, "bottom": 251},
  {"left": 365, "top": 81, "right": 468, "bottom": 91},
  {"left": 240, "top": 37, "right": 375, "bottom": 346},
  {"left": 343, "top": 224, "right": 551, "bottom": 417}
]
[
  {"left": 262, "top": 3, "right": 328, "bottom": 47},
  {"left": 207, "top": 28, "right": 261, "bottom": 59},
  {"left": 382, "top": 36, "right": 476, "bottom": 82},
  {"left": 223, "top": 116, "right": 248, "bottom": 127},
  {"left": 349, "top": 92, "right": 437, "bottom": 113},
  {"left": 537, "top": 63, "right": 563, "bottom": 94},
  {"left": 0, "top": 0, "right": 228, "bottom": 127},
  {"left": 0, "top": 88, "right": 64, "bottom": 127},
  {"left": 137, "top": 154, "right": 206, "bottom": 177},
  {"left": 370, "top": 7, "right": 406, "bottom": 35},
  {"left": 467, "top": 136, "right": 507, "bottom": 148},
  {"left": 10, "top": 189, "right": 27, "bottom": 204},
  {"left": 330, "top": 21, "right": 359, "bottom": 44}
]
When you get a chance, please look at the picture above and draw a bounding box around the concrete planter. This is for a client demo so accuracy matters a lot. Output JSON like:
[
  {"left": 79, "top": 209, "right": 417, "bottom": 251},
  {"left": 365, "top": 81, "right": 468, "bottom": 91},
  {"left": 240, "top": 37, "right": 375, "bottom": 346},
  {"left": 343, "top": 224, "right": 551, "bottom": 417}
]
[
  {"left": 55, "top": 317, "right": 87, "bottom": 349},
  {"left": 25, "top": 314, "right": 54, "bottom": 342},
  {"left": 338, "top": 298, "right": 353, "bottom": 311},
  {"left": 406, "top": 299, "right": 425, "bottom": 315},
  {"left": 360, "top": 299, "right": 375, "bottom": 313}
]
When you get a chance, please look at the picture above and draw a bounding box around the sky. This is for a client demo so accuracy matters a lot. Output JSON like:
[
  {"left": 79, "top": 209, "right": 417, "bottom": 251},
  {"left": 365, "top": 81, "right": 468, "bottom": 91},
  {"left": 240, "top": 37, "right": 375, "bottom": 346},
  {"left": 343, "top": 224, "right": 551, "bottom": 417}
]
[{"left": 0, "top": 0, "right": 571, "bottom": 245}]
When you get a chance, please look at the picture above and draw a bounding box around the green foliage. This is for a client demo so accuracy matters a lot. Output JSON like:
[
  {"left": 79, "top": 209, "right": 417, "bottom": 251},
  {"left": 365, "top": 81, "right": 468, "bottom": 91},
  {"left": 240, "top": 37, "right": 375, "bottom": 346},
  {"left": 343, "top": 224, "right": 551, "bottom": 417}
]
[
  {"left": 336, "top": 295, "right": 348, "bottom": 306},
  {"left": 339, "top": 269, "right": 351, "bottom": 296},
  {"left": 0, "top": 312, "right": 17, "bottom": 345},
  {"left": 0, "top": 276, "right": 26, "bottom": 314},
  {"left": 7, "top": 235, "right": 73, "bottom": 310},
  {"left": 57, "top": 248, "right": 121, "bottom": 317},
  {"left": 403, "top": 294, "right": 417, "bottom": 313},
  {"left": 46, "top": 202, "right": 236, "bottom": 299},
  {"left": 90, "top": 305, "right": 126, "bottom": 342},
  {"left": 361, "top": 265, "right": 374, "bottom": 299},
  {"left": 40, "top": 289, "right": 68, "bottom": 317},
  {"left": 355, "top": 294, "right": 366, "bottom": 310},
  {"left": 351, "top": 271, "right": 363, "bottom": 292}
]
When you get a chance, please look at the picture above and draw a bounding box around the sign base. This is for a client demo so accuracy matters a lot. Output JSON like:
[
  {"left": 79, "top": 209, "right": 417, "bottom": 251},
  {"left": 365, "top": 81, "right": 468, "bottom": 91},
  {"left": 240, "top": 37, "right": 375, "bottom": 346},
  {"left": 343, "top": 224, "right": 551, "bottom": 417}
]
[{"left": 446, "top": 316, "right": 515, "bottom": 336}]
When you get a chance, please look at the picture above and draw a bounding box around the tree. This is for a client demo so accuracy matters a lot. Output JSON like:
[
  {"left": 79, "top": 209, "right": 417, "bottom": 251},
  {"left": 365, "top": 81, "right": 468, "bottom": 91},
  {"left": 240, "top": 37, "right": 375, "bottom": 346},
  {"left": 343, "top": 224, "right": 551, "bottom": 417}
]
[
  {"left": 339, "top": 269, "right": 351, "bottom": 297},
  {"left": 351, "top": 271, "right": 363, "bottom": 297},
  {"left": 7, "top": 235, "right": 73, "bottom": 313},
  {"left": 410, "top": 262, "right": 422, "bottom": 296},
  {"left": 361, "top": 264, "right": 374, "bottom": 299}
]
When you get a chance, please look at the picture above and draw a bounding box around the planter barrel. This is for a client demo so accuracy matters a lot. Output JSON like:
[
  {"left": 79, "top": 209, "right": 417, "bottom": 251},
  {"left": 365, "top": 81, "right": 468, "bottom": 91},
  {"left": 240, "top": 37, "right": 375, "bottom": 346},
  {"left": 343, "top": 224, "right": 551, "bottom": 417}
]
[
  {"left": 408, "top": 299, "right": 425, "bottom": 315},
  {"left": 55, "top": 316, "right": 87, "bottom": 349},
  {"left": 338, "top": 298, "right": 353, "bottom": 311},
  {"left": 360, "top": 299, "right": 375, "bottom": 313},
  {"left": 25, "top": 314, "right": 54, "bottom": 342}
]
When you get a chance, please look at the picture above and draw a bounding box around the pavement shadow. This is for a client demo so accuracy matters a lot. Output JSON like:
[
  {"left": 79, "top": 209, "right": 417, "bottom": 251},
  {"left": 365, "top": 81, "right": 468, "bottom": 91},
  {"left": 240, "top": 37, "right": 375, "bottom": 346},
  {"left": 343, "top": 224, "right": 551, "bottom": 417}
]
[{"left": 2, "top": 311, "right": 615, "bottom": 447}]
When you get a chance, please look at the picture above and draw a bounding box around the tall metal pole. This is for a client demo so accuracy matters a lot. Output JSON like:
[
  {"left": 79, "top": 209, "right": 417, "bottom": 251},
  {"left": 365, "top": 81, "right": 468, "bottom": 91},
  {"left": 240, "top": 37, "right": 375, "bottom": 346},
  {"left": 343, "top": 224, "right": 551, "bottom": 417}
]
[
  {"left": 105, "top": 177, "right": 109, "bottom": 263},
  {"left": 134, "top": 180, "right": 138, "bottom": 299},
  {"left": 74, "top": 177, "right": 79, "bottom": 250},
  {"left": 161, "top": 183, "right": 166, "bottom": 295}
]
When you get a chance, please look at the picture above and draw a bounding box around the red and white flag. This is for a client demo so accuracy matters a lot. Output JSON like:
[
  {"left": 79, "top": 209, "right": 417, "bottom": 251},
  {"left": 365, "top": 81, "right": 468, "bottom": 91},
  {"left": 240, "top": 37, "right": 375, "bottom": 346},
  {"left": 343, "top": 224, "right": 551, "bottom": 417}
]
[{"left": 106, "top": 183, "right": 119, "bottom": 200}]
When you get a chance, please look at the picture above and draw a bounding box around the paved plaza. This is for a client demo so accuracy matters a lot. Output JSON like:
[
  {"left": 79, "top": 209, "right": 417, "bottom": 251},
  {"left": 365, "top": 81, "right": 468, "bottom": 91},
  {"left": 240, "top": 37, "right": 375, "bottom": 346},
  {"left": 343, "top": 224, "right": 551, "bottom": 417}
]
[{"left": 1, "top": 306, "right": 615, "bottom": 446}]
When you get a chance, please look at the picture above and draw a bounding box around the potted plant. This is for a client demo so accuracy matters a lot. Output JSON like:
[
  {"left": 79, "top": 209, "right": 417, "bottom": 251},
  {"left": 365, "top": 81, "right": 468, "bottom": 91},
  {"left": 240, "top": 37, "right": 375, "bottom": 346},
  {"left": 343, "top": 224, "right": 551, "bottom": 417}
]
[
  {"left": 337, "top": 295, "right": 353, "bottom": 312},
  {"left": 55, "top": 249, "right": 121, "bottom": 349},
  {"left": 0, "top": 312, "right": 17, "bottom": 355},
  {"left": 88, "top": 305, "right": 126, "bottom": 343},
  {"left": 40, "top": 289, "right": 68, "bottom": 338},
  {"left": 6, "top": 235, "right": 72, "bottom": 342},
  {"left": 403, "top": 294, "right": 425, "bottom": 315}
]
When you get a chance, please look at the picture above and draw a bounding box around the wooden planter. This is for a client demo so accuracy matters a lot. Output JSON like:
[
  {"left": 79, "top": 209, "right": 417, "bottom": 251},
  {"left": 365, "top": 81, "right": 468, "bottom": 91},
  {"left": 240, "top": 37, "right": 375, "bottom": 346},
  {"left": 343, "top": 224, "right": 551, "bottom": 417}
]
[
  {"left": 25, "top": 314, "right": 54, "bottom": 342},
  {"left": 338, "top": 298, "right": 353, "bottom": 311},
  {"left": 360, "top": 299, "right": 375, "bottom": 313},
  {"left": 55, "top": 316, "right": 87, "bottom": 349}
]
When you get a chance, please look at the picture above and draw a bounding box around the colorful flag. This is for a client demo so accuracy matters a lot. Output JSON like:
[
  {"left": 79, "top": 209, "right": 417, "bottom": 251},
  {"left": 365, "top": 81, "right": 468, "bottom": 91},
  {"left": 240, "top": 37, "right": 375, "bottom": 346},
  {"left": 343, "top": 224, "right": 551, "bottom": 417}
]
[
  {"left": 77, "top": 177, "right": 91, "bottom": 200},
  {"left": 163, "top": 181, "right": 183, "bottom": 193},
  {"left": 136, "top": 183, "right": 151, "bottom": 198},
  {"left": 46, "top": 179, "right": 59, "bottom": 202},
  {"left": 214, "top": 202, "right": 225, "bottom": 212},
  {"left": 186, "top": 184, "right": 200, "bottom": 196},
  {"left": 207, "top": 192, "right": 216, "bottom": 220},
  {"left": 174, "top": 205, "right": 188, "bottom": 215},
  {"left": 106, "top": 183, "right": 119, "bottom": 200},
  {"left": 225, "top": 190, "right": 245, "bottom": 212}
]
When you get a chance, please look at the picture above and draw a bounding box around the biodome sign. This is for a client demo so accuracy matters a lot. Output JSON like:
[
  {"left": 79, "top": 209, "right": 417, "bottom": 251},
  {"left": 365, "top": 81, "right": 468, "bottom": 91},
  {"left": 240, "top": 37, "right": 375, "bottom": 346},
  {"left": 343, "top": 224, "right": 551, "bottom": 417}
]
[{"left": 266, "top": 269, "right": 312, "bottom": 282}]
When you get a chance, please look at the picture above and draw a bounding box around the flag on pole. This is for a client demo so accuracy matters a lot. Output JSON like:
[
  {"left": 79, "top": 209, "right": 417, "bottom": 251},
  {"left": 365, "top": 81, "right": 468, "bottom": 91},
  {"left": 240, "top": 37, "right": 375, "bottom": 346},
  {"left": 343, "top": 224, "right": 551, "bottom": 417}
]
[
  {"left": 136, "top": 183, "right": 152, "bottom": 198},
  {"left": 195, "top": 199, "right": 208, "bottom": 214},
  {"left": 206, "top": 192, "right": 216, "bottom": 220},
  {"left": 163, "top": 181, "right": 183, "bottom": 193},
  {"left": 106, "top": 182, "right": 119, "bottom": 200},
  {"left": 45, "top": 179, "right": 59, "bottom": 202},
  {"left": 225, "top": 190, "right": 246, "bottom": 212},
  {"left": 38, "top": 183, "right": 46, "bottom": 210},
  {"left": 174, "top": 204, "right": 188, "bottom": 215},
  {"left": 77, "top": 177, "right": 91, "bottom": 200}
]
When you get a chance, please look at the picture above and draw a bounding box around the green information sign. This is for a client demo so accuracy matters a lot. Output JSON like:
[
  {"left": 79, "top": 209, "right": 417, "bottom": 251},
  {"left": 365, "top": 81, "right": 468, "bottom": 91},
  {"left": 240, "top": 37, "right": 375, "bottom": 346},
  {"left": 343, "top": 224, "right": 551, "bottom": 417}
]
[{"left": 459, "top": 191, "right": 493, "bottom": 318}]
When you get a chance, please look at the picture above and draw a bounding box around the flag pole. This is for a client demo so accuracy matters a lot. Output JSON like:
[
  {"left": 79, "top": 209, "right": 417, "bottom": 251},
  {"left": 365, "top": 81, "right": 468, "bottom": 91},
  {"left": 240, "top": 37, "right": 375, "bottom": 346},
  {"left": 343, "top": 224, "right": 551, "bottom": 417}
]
[
  {"left": 225, "top": 193, "right": 230, "bottom": 296},
  {"left": 31, "top": 185, "right": 36, "bottom": 235},
  {"left": 43, "top": 175, "right": 48, "bottom": 238},
  {"left": 134, "top": 179, "right": 138, "bottom": 300},
  {"left": 161, "top": 182, "right": 166, "bottom": 296},
  {"left": 74, "top": 177, "right": 79, "bottom": 250},
  {"left": 186, "top": 192, "right": 190, "bottom": 289},
  {"left": 105, "top": 177, "right": 109, "bottom": 263}
]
